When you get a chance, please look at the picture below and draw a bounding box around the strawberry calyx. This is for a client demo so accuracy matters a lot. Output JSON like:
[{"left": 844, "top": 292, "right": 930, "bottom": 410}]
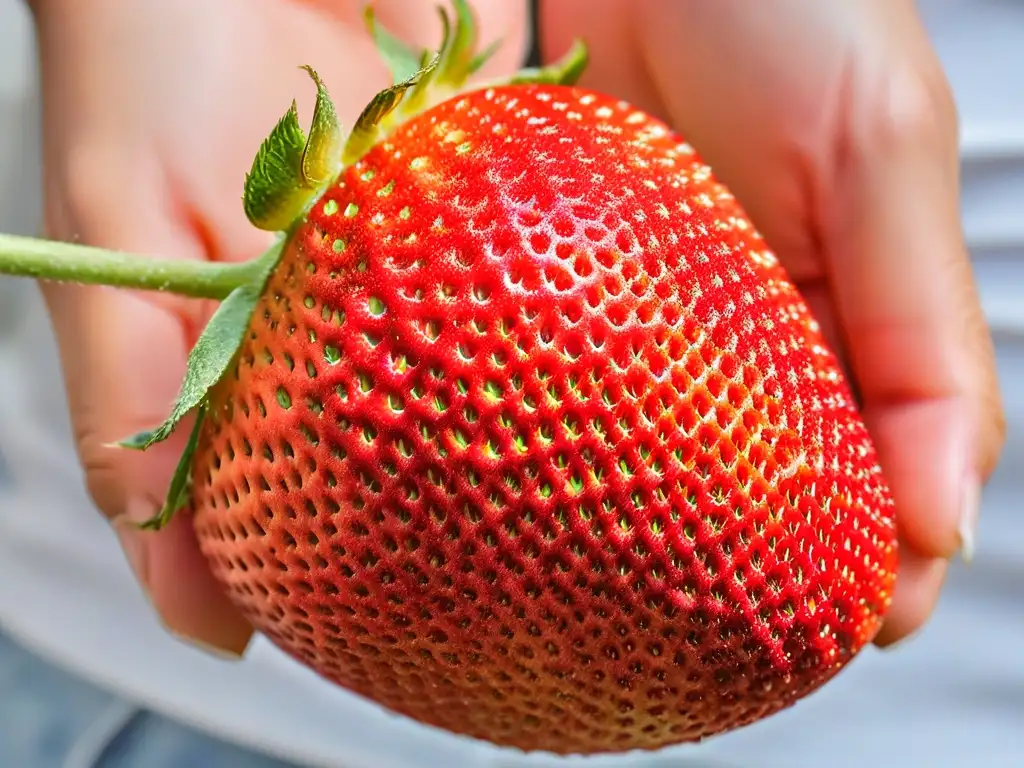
[
  {"left": 244, "top": 0, "right": 587, "bottom": 231},
  {"left": 0, "top": 0, "right": 590, "bottom": 530}
]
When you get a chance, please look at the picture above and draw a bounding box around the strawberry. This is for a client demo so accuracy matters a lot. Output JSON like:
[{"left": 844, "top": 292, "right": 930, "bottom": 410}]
[{"left": 0, "top": 1, "right": 897, "bottom": 756}]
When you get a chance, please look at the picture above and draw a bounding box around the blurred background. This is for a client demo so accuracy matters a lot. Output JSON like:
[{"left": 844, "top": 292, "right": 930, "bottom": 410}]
[{"left": 0, "top": 1, "right": 1022, "bottom": 767}]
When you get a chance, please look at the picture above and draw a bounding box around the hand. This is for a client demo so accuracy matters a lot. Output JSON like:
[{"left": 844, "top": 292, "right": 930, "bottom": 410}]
[
  {"left": 541, "top": 0, "right": 1005, "bottom": 646},
  {"left": 30, "top": 0, "right": 528, "bottom": 655}
]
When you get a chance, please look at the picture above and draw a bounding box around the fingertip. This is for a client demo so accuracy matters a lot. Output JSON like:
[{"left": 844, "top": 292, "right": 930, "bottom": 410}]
[
  {"left": 137, "top": 513, "right": 254, "bottom": 658},
  {"left": 873, "top": 547, "right": 947, "bottom": 649},
  {"left": 864, "top": 397, "right": 974, "bottom": 561}
]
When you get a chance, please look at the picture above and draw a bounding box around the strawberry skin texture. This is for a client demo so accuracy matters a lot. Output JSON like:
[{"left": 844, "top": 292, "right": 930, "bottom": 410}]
[{"left": 192, "top": 84, "right": 897, "bottom": 754}]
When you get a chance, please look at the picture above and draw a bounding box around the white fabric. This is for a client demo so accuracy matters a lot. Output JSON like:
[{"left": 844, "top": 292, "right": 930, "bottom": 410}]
[{"left": 0, "top": 2, "right": 1021, "bottom": 766}]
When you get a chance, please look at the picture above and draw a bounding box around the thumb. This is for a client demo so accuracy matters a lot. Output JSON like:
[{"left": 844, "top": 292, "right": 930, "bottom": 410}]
[{"left": 40, "top": 150, "right": 253, "bottom": 656}]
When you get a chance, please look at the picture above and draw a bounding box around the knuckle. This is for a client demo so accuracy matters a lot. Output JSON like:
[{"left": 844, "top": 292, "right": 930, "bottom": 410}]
[{"left": 850, "top": 61, "right": 958, "bottom": 156}]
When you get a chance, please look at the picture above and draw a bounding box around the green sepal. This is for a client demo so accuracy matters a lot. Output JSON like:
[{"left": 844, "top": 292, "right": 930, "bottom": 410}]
[
  {"left": 243, "top": 67, "right": 344, "bottom": 232},
  {"left": 467, "top": 38, "right": 502, "bottom": 76},
  {"left": 400, "top": 52, "right": 444, "bottom": 118},
  {"left": 117, "top": 283, "right": 262, "bottom": 451},
  {"left": 119, "top": 241, "right": 284, "bottom": 453},
  {"left": 118, "top": 428, "right": 157, "bottom": 451},
  {"left": 137, "top": 403, "right": 208, "bottom": 531},
  {"left": 363, "top": 5, "right": 423, "bottom": 85},
  {"left": 242, "top": 101, "right": 308, "bottom": 232},
  {"left": 508, "top": 39, "right": 589, "bottom": 86},
  {"left": 299, "top": 66, "right": 345, "bottom": 187},
  {"left": 435, "top": 0, "right": 477, "bottom": 85},
  {"left": 339, "top": 2, "right": 590, "bottom": 169},
  {"left": 342, "top": 0, "right": 481, "bottom": 162},
  {"left": 342, "top": 55, "right": 439, "bottom": 165}
]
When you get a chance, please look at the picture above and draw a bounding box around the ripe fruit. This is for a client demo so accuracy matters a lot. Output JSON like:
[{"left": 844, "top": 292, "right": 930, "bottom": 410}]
[{"left": 0, "top": 1, "right": 897, "bottom": 756}]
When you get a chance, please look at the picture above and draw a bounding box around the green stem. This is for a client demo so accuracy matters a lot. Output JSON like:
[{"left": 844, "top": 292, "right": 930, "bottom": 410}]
[{"left": 0, "top": 233, "right": 267, "bottom": 300}]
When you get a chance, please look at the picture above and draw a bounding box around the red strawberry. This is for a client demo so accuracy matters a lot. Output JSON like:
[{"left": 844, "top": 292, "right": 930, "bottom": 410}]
[{"left": 0, "top": 1, "right": 897, "bottom": 756}]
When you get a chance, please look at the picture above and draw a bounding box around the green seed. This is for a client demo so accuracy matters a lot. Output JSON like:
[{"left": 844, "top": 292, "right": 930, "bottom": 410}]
[{"left": 276, "top": 388, "right": 292, "bottom": 409}]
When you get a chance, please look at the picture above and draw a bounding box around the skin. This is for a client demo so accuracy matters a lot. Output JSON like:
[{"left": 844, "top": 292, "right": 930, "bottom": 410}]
[{"left": 26, "top": 0, "right": 1004, "bottom": 659}]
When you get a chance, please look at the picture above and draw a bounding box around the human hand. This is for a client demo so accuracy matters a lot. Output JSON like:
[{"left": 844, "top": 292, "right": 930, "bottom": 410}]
[
  {"left": 29, "top": 0, "right": 529, "bottom": 655},
  {"left": 540, "top": 0, "right": 1005, "bottom": 646}
]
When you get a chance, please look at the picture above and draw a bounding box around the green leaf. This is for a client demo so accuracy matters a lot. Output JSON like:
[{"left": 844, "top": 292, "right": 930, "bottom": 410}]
[
  {"left": 363, "top": 5, "right": 422, "bottom": 85},
  {"left": 242, "top": 101, "right": 309, "bottom": 232},
  {"left": 119, "top": 242, "right": 283, "bottom": 452},
  {"left": 298, "top": 65, "right": 345, "bottom": 187},
  {"left": 138, "top": 404, "right": 207, "bottom": 531},
  {"left": 509, "top": 39, "right": 589, "bottom": 87}
]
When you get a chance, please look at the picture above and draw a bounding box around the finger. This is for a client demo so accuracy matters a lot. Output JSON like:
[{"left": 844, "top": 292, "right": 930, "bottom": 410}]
[
  {"left": 114, "top": 508, "right": 254, "bottom": 656},
  {"left": 872, "top": 546, "right": 948, "bottom": 648},
  {"left": 49, "top": 285, "right": 254, "bottom": 657},
  {"left": 41, "top": 151, "right": 253, "bottom": 655},
  {"left": 823, "top": 39, "right": 1005, "bottom": 566}
]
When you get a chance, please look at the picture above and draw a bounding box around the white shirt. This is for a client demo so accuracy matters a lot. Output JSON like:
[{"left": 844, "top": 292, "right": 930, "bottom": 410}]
[{"left": 0, "top": 2, "right": 1021, "bottom": 766}]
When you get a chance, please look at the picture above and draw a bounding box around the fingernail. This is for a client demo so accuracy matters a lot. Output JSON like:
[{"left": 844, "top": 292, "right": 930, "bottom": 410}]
[
  {"left": 956, "top": 477, "right": 981, "bottom": 564},
  {"left": 111, "top": 498, "right": 156, "bottom": 599}
]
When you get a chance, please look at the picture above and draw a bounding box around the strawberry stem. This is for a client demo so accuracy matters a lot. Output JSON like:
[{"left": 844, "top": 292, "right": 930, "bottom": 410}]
[{"left": 0, "top": 233, "right": 267, "bottom": 299}]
